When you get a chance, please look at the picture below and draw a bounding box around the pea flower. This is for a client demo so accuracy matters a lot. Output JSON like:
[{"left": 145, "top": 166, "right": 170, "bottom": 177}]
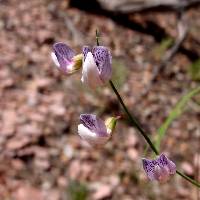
[
  {"left": 51, "top": 42, "right": 82, "bottom": 74},
  {"left": 78, "top": 114, "right": 118, "bottom": 147},
  {"left": 142, "top": 154, "right": 176, "bottom": 182},
  {"left": 81, "top": 46, "right": 112, "bottom": 89}
]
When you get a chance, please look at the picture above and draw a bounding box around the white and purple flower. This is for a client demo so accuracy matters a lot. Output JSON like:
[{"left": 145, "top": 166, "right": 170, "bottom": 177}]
[
  {"left": 78, "top": 114, "right": 117, "bottom": 147},
  {"left": 81, "top": 46, "right": 112, "bottom": 89},
  {"left": 51, "top": 42, "right": 82, "bottom": 74},
  {"left": 142, "top": 154, "right": 176, "bottom": 182}
]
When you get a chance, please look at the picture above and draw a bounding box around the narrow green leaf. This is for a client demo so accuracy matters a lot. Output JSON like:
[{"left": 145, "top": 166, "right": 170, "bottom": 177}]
[
  {"left": 154, "top": 37, "right": 173, "bottom": 59},
  {"left": 188, "top": 59, "right": 200, "bottom": 81},
  {"left": 155, "top": 86, "right": 200, "bottom": 151}
]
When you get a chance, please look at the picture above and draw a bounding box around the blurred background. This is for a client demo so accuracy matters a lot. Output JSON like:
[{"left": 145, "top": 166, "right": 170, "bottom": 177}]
[{"left": 0, "top": 0, "right": 200, "bottom": 199}]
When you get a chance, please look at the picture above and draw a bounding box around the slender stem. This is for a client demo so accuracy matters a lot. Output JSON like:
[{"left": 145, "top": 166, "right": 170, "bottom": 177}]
[
  {"left": 96, "top": 29, "right": 100, "bottom": 46},
  {"left": 176, "top": 170, "right": 200, "bottom": 188},
  {"left": 95, "top": 29, "right": 200, "bottom": 188},
  {"left": 109, "top": 80, "right": 159, "bottom": 155},
  {"left": 109, "top": 80, "right": 200, "bottom": 188}
]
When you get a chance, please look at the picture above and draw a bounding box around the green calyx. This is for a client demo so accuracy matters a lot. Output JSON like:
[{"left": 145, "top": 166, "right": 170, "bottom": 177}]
[{"left": 105, "top": 116, "right": 119, "bottom": 135}]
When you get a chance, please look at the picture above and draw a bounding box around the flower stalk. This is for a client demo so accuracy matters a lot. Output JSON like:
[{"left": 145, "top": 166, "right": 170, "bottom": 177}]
[
  {"left": 110, "top": 77, "right": 200, "bottom": 188},
  {"left": 109, "top": 80, "right": 159, "bottom": 155},
  {"left": 95, "top": 30, "right": 200, "bottom": 188}
]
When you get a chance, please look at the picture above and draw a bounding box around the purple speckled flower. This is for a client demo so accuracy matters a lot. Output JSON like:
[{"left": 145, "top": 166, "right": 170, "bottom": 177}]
[
  {"left": 51, "top": 42, "right": 82, "bottom": 74},
  {"left": 81, "top": 46, "right": 112, "bottom": 88},
  {"left": 78, "top": 114, "right": 117, "bottom": 147},
  {"left": 142, "top": 154, "right": 176, "bottom": 182}
]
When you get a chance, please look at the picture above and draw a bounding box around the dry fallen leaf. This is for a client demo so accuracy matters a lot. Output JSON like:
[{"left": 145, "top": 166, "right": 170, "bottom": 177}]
[{"left": 14, "top": 185, "right": 44, "bottom": 200}]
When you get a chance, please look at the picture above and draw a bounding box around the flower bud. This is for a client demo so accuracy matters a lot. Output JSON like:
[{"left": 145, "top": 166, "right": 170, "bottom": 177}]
[
  {"left": 142, "top": 154, "right": 176, "bottom": 182},
  {"left": 51, "top": 42, "right": 82, "bottom": 74},
  {"left": 81, "top": 46, "right": 112, "bottom": 89},
  {"left": 78, "top": 114, "right": 118, "bottom": 147}
]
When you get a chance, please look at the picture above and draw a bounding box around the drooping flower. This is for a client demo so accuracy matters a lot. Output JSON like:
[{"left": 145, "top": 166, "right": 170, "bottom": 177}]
[
  {"left": 142, "top": 154, "right": 176, "bottom": 182},
  {"left": 78, "top": 114, "right": 118, "bottom": 147},
  {"left": 81, "top": 46, "right": 112, "bottom": 89},
  {"left": 51, "top": 42, "right": 82, "bottom": 74}
]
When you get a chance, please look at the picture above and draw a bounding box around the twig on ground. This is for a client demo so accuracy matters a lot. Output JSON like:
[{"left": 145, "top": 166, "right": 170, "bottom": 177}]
[
  {"left": 63, "top": 15, "right": 84, "bottom": 45},
  {"left": 49, "top": 3, "right": 84, "bottom": 45},
  {"left": 137, "top": 12, "right": 188, "bottom": 100}
]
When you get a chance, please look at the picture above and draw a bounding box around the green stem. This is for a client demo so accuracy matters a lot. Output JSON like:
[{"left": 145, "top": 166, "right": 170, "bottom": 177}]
[
  {"left": 109, "top": 80, "right": 159, "bottom": 155},
  {"left": 95, "top": 29, "right": 200, "bottom": 188},
  {"left": 109, "top": 80, "right": 200, "bottom": 188},
  {"left": 176, "top": 170, "right": 200, "bottom": 188},
  {"left": 96, "top": 29, "right": 100, "bottom": 46}
]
